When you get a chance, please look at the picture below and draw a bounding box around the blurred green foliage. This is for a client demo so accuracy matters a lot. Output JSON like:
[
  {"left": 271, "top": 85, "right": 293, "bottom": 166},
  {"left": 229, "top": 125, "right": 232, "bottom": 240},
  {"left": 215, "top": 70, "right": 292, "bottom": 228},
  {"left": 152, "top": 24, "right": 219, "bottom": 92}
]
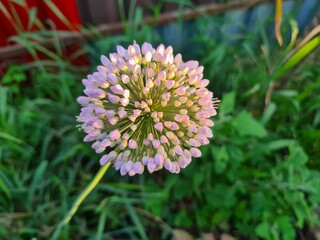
[{"left": 0, "top": 0, "right": 320, "bottom": 239}]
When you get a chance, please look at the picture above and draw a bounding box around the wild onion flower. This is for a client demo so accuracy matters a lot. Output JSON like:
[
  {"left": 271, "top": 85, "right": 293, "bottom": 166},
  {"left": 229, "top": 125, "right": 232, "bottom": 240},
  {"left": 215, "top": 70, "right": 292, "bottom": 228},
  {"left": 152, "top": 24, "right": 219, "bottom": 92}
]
[{"left": 77, "top": 42, "right": 218, "bottom": 176}]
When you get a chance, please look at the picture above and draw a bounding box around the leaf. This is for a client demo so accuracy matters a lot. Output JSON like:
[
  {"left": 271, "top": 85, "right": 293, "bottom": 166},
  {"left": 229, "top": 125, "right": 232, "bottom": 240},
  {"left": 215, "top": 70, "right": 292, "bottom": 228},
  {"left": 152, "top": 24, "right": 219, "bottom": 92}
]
[
  {"left": 174, "top": 211, "right": 193, "bottom": 228},
  {"left": 11, "top": 0, "right": 25, "bottom": 5},
  {"left": 133, "top": 7, "right": 143, "bottom": 31},
  {"left": 291, "top": 193, "right": 313, "bottom": 228},
  {"left": 0, "top": 2, "right": 13, "bottom": 20},
  {"left": 233, "top": 111, "right": 267, "bottom": 138},
  {"left": 124, "top": 199, "right": 148, "bottom": 240},
  {"left": 211, "top": 146, "right": 229, "bottom": 173},
  {"left": 52, "top": 144, "right": 85, "bottom": 165},
  {"left": 0, "top": 132, "right": 26, "bottom": 145},
  {"left": 27, "top": 161, "right": 48, "bottom": 204},
  {"left": 275, "top": 36, "right": 320, "bottom": 79},
  {"left": 8, "top": 36, "right": 40, "bottom": 62},
  {"left": 257, "top": 139, "right": 295, "bottom": 153},
  {"left": 285, "top": 20, "right": 299, "bottom": 53},
  {"left": 202, "top": 45, "right": 226, "bottom": 66},
  {"left": 18, "top": 227, "right": 39, "bottom": 235},
  {"left": 2, "top": 65, "right": 26, "bottom": 84},
  {"left": 43, "top": 0, "right": 73, "bottom": 29},
  {"left": 28, "top": 7, "right": 37, "bottom": 30},
  {"left": 243, "top": 84, "right": 260, "bottom": 97},
  {"left": 313, "top": 110, "right": 320, "bottom": 126},
  {"left": 96, "top": 208, "right": 108, "bottom": 240},
  {"left": 286, "top": 143, "right": 308, "bottom": 165},
  {"left": 296, "top": 24, "right": 320, "bottom": 49},
  {"left": 275, "top": 0, "right": 283, "bottom": 46},
  {"left": 219, "top": 92, "right": 235, "bottom": 114},
  {"left": 206, "top": 184, "right": 235, "bottom": 208},
  {"left": 261, "top": 102, "right": 277, "bottom": 125},
  {"left": 0, "top": 177, "right": 11, "bottom": 200},
  {"left": 108, "top": 183, "right": 144, "bottom": 191},
  {"left": 173, "top": 180, "right": 192, "bottom": 200},
  {"left": 273, "top": 90, "right": 298, "bottom": 97},
  {"left": 226, "top": 146, "right": 244, "bottom": 165},
  {"left": 255, "top": 222, "right": 270, "bottom": 239},
  {"left": 193, "top": 172, "right": 204, "bottom": 190},
  {"left": 275, "top": 216, "right": 295, "bottom": 240},
  {"left": 212, "top": 209, "right": 230, "bottom": 225}
]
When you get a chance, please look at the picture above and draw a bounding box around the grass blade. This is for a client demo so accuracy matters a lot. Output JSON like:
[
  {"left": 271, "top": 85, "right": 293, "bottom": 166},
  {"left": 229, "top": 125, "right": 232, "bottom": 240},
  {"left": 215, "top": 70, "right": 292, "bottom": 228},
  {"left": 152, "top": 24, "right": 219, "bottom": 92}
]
[
  {"left": 96, "top": 208, "right": 108, "bottom": 240},
  {"left": 43, "top": 0, "right": 73, "bottom": 30},
  {"left": 0, "top": 177, "right": 11, "bottom": 200},
  {"left": 275, "top": 0, "right": 283, "bottom": 46},
  {"left": 51, "top": 163, "right": 111, "bottom": 240},
  {"left": 275, "top": 36, "right": 320, "bottom": 79},
  {"left": 297, "top": 24, "right": 320, "bottom": 48},
  {"left": 27, "top": 161, "right": 48, "bottom": 204},
  {"left": 27, "top": 7, "right": 37, "bottom": 30},
  {"left": 0, "top": 132, "right": 26, "bottom": 145},
  {"left": 125, "top": 199, "right": 148, "bottom": 240}
]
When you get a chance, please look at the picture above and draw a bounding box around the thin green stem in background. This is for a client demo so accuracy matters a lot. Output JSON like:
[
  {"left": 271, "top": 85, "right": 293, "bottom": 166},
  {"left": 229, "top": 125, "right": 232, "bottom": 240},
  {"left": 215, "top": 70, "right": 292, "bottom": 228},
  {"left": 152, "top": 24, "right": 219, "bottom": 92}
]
[{"left": 51, "top": 162, "right": 111, "bottom": 240}]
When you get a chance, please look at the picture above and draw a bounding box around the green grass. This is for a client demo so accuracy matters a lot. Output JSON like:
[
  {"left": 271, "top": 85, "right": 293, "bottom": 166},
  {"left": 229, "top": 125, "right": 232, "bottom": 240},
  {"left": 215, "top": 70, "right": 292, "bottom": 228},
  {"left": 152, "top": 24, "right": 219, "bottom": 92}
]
[{"left": 1, "top": 1, "right": 320, "bottom": 239}]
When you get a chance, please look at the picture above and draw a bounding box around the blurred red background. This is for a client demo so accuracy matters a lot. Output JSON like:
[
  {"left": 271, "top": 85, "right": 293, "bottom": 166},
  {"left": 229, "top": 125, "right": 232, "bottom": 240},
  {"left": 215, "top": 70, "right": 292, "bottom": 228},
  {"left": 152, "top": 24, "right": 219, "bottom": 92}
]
[{"left": 0, "top": 0, "right": 81, "bottom": 47}]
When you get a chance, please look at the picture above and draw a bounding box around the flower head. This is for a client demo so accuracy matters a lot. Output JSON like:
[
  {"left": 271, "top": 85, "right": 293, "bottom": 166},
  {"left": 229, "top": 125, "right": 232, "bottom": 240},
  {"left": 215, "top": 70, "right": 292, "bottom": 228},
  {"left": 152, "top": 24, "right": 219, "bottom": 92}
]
[{"left": 77, "top": 42, "right": 219, "bottom": 176}]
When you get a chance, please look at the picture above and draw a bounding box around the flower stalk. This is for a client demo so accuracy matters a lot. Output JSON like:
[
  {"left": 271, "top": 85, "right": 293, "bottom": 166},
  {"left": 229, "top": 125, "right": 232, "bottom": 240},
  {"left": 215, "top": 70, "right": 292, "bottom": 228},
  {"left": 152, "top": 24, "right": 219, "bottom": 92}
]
[{"left": 52, "top": 162, "right": 111, "bottom": 239}]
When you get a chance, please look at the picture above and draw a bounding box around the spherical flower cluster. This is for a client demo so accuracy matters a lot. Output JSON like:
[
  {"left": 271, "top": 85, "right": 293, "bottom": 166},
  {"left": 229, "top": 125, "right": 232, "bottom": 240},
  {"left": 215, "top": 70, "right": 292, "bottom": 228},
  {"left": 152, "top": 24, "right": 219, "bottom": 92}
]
[{"left": 77, "top": 42, "right": 219, "bottom": 176}]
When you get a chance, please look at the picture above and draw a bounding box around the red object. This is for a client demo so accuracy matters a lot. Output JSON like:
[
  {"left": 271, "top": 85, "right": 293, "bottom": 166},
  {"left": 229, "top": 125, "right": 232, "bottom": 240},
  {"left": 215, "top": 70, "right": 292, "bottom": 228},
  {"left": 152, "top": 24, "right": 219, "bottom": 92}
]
[
  {"left": 0, "top": 0, "right": 82, "bottom": 46},
  {"left": 0, "top": 0, "right": 87, "bottom": 70}
]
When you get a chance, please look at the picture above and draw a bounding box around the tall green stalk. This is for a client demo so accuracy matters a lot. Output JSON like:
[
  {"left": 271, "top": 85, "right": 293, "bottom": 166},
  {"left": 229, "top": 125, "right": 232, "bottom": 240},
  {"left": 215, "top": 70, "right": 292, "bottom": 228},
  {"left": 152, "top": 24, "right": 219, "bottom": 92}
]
[{"left": 51, "top": 162, "right": 111, "bottom": 240}]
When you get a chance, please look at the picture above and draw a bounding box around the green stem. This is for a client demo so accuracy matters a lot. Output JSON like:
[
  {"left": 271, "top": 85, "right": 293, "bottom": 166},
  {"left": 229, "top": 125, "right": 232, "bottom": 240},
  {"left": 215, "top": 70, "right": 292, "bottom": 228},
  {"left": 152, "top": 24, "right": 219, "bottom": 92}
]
[{"left": 51, "top": 162, "right": 111, "bottom": 239}]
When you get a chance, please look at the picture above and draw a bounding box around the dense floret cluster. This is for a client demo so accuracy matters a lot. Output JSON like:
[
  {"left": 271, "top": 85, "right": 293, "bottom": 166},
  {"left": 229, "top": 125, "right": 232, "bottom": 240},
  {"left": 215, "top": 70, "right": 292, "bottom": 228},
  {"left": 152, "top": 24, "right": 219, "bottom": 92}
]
[{"left": 77, "top": 42, "right": 219, "bottom": 176}]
